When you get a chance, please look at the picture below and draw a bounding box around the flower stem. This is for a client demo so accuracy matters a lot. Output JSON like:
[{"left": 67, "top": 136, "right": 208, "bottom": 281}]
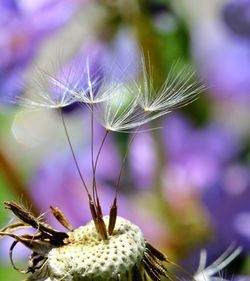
[{"left": 0, "top": 147, "right": 39, "bottom": 215}]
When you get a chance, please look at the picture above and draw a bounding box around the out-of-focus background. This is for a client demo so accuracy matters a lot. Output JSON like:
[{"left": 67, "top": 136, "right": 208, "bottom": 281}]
[{"left": 0, "top": 0, "right": 250, "bottom": 279}]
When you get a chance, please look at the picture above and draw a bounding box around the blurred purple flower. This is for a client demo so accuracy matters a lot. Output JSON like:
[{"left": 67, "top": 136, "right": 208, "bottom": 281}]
[
  {"left": 129, "top": 132, "right": 157, "bottom": 190},
  {"left": 191, "top": 4, "right": 250, "bottom": 100},
  {"left": 161, "top": 114, "right": 240, "bottom": 204},
  {"left": 128, "top": 113, "right": 239, "bottom": 197},
  {"left": 182, "top": 163, "right": 250, "bottom": 270},
  {"left": 0, "top": 0, "right": 86, "bottom": 103},
  {"left": 17, "top": 0, "right": 83, "bottom": 37},
  {"left": 236, "top": 277, "right": 250, "bottom": 281},
  {"left": 223, "top": 0, "right": 250, "bottom": 39},
  {"left": 103, "top": 28, "right": 140, "bottom": 81},
  {"left": 203, "top": 163, "right": 250, "bottom": 250},
  {"left": 199, "top": 42, "right": 250, "bottom": 100}
]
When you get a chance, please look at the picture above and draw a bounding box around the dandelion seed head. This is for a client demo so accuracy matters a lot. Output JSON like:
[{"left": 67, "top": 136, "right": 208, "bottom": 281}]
[{"left": 46, "top": 216, "right": 145, "bottom": 281}]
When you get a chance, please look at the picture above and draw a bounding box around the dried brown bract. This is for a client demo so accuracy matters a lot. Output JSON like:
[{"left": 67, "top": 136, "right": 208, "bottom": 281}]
[{"left": 0, "top": 202, "right": 69, "bottom": 278}]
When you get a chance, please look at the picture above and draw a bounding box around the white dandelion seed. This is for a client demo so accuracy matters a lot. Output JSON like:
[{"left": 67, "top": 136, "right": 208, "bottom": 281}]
[
  {"left": 13, "top": 57, "right": 113, "bottom": 110},
  {"left": 94, "top": 83, "right": 165, "bottom": 132},
  {"left": 137, "top": 55, "right": 205, "bottom": 114},
  {"left": 194, "top": 245, "right": 242, "bottom": 281},
  {"left": 94, "top": 54, "right": 205, "bottom": 133},
  {"left": 50, "top": 57, "right": 116, "bottom": 106},
  {"left": 14, "top": 68, "right": 78, "bottom": 110}
]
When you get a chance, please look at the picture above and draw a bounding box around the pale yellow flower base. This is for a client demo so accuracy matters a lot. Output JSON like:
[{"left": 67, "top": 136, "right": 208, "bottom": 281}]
[{"left": 45, "top": 216, "right": 145, "bottom": 280}]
